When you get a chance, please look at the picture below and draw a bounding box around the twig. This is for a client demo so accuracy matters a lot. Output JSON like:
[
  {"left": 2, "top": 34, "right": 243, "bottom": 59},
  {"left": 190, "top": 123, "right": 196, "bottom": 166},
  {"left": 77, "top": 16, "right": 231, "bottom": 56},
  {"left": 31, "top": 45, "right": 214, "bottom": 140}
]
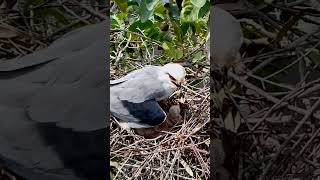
[
  {"left": 111, "top": 28, "right": 161, "bottom": 46},
  {"left": 259, "top": 98, "right": 320, "bottom": 179}
]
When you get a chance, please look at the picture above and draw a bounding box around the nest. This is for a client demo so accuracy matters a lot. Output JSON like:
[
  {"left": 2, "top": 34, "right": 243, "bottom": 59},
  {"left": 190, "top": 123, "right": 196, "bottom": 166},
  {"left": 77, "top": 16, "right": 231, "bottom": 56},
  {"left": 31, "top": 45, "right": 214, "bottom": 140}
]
[{"left": 110, "top": 62, "right": 210, "bottom": 179}]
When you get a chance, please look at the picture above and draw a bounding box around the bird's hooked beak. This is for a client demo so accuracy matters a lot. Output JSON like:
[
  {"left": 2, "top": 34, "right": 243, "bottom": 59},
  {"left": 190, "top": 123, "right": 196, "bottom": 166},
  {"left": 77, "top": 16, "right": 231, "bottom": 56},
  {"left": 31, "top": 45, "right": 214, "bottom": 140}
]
[
  {"left": 173, "top": 78, "right": 186, "bottom": 88},
  {"left": 169, "top": 78, "right": 186, "bottom": 99}
]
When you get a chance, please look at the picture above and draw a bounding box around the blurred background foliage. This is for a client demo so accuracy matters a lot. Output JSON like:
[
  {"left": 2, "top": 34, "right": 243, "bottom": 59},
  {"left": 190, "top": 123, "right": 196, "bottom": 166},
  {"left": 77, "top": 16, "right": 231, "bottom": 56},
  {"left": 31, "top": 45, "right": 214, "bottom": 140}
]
[
  {"left": 0, "top": 0, "right": 107, "bottom": 60},
  {"left": 110, "top": 0, "right": 209, "bottom": 71},
  {"left": 212, "top": 1, "right": 320, "bottom": 179}
]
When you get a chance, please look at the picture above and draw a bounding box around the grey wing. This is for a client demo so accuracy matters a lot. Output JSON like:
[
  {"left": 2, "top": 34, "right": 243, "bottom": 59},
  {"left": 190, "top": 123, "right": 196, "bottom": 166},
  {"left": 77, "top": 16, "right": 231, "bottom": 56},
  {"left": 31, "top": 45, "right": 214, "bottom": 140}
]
[
  {"left": 110, "top": 65, "right": 154, "bottom": 85},
  {"left": 110, "top": 92, "right": 166, "bottom": 128},
  {"left": 110, "top": 67, "right": 146, "bottom": 85},
  {"left": 0, "top": 20, "right": 107, "bottom": 72},
  {"left": 0, "top": 36, "right": 106, "bottom": 86},
  {"left": 112, "top": 67, "right": 168, "bottom": 103}
]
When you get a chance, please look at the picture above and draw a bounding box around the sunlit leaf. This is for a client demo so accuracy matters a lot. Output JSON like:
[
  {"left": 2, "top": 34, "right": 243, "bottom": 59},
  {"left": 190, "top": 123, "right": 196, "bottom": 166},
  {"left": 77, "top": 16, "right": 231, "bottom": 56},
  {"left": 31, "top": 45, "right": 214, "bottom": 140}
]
[
  {"left": 139, "top": 0, "right": 159, "bottom": 22},
  {"left": 114, "top": 0, "right": 128, "bottom": 12},
  {"left": 180, "top": 0, "right": 203, "bottom": 35},
  {"left": 145, "top": 0, "right": 159, "bottom": 10},
  {"left": 154, "top": 2, "right": 166, "bottom": 20},
  {"left": 192, "top": 51, "right": 205, "bottom": 64},
  {"left": 198, "top": 0, "right": 210, "bottom": 18},
  {"left": 190, "top": 0, "right": 206, "bottom": 8},
  {"left": 162, "top": 41, "right": 183, "bottom": 59},
  {"left": 129, "top": 20, "right": 154, "bottom": 32}
]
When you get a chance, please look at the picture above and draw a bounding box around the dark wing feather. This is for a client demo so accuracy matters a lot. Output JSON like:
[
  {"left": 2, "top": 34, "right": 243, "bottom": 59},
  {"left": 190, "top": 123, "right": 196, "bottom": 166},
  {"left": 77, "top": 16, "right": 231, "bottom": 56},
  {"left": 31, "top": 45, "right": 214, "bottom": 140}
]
[{"left": 111, "top": 90, "right": 166, "bottom": 128}]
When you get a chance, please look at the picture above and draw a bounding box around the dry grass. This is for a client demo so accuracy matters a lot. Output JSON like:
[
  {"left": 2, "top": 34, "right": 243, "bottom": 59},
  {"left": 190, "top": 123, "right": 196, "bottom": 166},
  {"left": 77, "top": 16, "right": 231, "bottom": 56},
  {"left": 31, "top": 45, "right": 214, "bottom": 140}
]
[{"left": 110, "top": 29, "right": 210, "bottom": 179}]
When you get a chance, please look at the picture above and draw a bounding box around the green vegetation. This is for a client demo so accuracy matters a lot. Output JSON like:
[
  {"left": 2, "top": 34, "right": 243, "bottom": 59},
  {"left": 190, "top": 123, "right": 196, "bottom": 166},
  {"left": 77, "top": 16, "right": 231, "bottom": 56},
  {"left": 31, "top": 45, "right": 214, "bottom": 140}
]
[{"left": 110, "top": 0, "right": 209, "bottom": 69}]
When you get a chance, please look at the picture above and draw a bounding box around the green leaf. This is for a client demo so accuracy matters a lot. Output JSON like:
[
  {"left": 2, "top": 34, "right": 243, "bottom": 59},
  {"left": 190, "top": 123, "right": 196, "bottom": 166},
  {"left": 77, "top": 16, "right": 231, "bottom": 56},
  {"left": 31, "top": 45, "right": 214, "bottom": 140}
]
[
  {"left": 145, "top": 0, "right": 159, "bottom": 10},
  {"left": 154, "top": 2, "right": 167, "bottom": 20},
  {"left": 192, "top": 51, "right": 205, "bottom": 64},
  {"left": 111, "top": 13, "right": 126, "bottom": 29},
  {"left": 156, "top": 31, "right": 172, "bottom": 41},
  {"left": 128, "top": 1, "right": 139, "bottom": 7},
  {"left": 114, "top": 0, "right": 128, "bottom": 12},
  {"left": 154, "top": 12, "right": 165, "bottom": 20},
  {"left": 168, "top": 4, "right": 180, "bottom": 20},
  {"left": 180, "top": 0, "right": 201, "bottom": 24},
  {"left": 171, "top": 21, "right": 183, "bottom": 42},
  {"left": 198, "top": 0, "right": 210, "bottom": 18},
  {"left": 162, "top": 41, "right": 183, "bottom": 59},
  {"left": 129, "top": 20, "right": 161, "bottom": 39},
  {"left": 194, "top": 19, "right": 207, "bottom": 34},
  {"left": 129, "top": 20, "right": 154, "bottom": 32},
  {"left": 190, "top": 0, "right": 206, "bottom": 8},
  {"left": 180, "top": 22, "right": 190, "bottom": 35},
  {"left": 176, "top": 0, "right": 183, "bottom": 10},
  {"left": 139, "top": 0, "right": 159, "bottom": 22},
  {"left": 110, "top": 15, "right": 120, "bottom": 29}
]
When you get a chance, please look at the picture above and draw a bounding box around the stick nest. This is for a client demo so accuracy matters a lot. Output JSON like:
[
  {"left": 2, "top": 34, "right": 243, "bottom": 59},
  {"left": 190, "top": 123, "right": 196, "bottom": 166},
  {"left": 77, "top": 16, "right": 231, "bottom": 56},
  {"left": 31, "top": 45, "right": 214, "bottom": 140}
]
[{"left": 110, "top": 31, "right": 210, "bottom": 179}]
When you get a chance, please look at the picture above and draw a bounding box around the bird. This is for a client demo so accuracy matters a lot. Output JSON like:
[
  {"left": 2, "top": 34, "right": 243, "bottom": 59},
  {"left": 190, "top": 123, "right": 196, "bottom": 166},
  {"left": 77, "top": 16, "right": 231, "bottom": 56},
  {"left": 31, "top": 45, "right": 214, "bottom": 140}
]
[
  {"left": 110, "top": 63, "right": 186, "bottom": 129},
  {"left": 0, "top": 19, "right": 109, "bottom": 180},
  {"left": 210, "top": 5, "right": 243, "bottom": 71}
]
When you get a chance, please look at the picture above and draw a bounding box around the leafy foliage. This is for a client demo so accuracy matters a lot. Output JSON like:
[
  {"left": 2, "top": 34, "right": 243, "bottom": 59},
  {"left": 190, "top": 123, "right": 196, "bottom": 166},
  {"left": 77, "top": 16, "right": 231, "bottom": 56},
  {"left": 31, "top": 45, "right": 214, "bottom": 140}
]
[{"left": 111, "top": 0, "right": 209, "bottom": 63}]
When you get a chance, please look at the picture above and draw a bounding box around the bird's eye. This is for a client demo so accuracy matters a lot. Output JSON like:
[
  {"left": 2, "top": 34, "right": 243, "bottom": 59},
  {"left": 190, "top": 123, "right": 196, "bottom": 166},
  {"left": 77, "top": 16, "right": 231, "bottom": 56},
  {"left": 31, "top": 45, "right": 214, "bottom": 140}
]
[{"left": 167, "top": 73, "right": 176, "bottom": 81}]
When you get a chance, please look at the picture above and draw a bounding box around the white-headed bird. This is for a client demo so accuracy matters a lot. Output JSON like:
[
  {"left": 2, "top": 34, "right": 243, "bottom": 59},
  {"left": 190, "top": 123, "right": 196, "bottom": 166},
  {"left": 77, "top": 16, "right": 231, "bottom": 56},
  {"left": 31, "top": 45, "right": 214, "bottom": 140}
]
[
  {"left": 110, "top": 63, "right": 186, "bottom": 128},
  {"left": 211, "top": 6, "right": 243, "bottom": 70}
]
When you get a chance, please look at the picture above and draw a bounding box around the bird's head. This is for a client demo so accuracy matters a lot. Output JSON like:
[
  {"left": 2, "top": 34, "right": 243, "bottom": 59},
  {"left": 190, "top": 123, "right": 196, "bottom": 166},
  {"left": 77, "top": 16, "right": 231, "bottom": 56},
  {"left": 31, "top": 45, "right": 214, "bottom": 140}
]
[{"left": 162, "top": 63, "right": 186, "bottom": 87}]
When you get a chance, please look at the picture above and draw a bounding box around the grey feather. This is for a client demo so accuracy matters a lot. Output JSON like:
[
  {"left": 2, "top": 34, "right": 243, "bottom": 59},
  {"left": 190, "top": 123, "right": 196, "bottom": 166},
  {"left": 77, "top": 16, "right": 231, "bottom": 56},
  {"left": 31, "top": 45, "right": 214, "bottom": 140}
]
[
  {"left": 111, "top": 66, "right": 168, "bottom": 103},
  {"left": 111, "top": 87, "right": 166, "bottom": 128},
  {"left": 110, "top": 67, "right": 147, "bottom": 85},
  {"left": 0, "top": 19, "right": 108, "bottom": 180},
  {"left": 0, "top": 22, "right": 106, "bottom": 72},
  {"left": 110, "top": 65, "right": 175, "bottom": 128}
]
